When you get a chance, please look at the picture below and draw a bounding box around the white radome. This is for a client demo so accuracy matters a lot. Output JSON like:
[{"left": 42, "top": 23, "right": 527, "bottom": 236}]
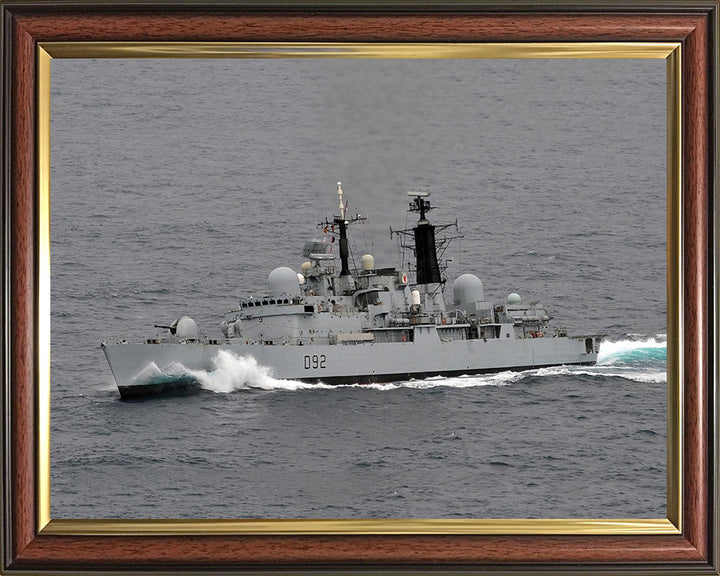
[
  {"left": 175, "top": 316, "right": 198, "bottom": 340},
  {"left": 268, "top": 266, "right": 301, "bottom": 298}
]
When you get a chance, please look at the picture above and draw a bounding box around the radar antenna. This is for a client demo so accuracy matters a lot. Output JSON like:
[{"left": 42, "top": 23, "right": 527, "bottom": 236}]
[{"left": 407, "top": 190, "right": 432, "bottom": 222}]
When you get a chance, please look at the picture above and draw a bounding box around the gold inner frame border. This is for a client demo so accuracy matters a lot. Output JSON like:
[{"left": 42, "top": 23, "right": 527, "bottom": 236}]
[{"left": 36, "top": 41, "right": 682, "bottom": 537}]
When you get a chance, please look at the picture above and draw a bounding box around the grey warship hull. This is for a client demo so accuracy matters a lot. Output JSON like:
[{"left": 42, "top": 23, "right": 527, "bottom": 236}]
[
  {"left": 102, "top": 185, "right": 603, "bottom": 399},
  {"left": 103, "top": 323, "right": 601, "bottom": 399}
]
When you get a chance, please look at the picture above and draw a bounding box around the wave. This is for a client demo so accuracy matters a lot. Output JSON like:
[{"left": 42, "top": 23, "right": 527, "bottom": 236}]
[
  {"left": 597, "top": 336, "right": 666, "bottom": 365},
  {"left": 351, "top": 371, "right": 529, "bottom": 391},
  {"left": 179, "top": 350, "right": 325, "bottom": 393},
  {"left": 530, "top": 364, "right": 666, "bottom": 384},
  {"left": 133, "top": 351, "right": 325, "bottom": 394}
]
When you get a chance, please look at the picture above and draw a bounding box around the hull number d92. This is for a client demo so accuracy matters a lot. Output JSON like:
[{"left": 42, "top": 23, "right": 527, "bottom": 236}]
[{"left": 304, "top": 354, "right": 327, "bottom": 370}]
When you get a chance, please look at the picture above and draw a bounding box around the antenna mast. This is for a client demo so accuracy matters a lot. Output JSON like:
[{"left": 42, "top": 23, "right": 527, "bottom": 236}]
[
  {"left": 408, "top": 192, "right": 442, "bottom": 285},
  {"left": 390, "top": 191, "right": 459, "bottom": 286},
  {"left": 336, "top": 182, "right": 350, "bottom": 277},
  {"left": 318, "top": 182, "right": 366, "bottom": 282},
  {"left": 338, "top": 181, "right": 345, "bottom": 221}
]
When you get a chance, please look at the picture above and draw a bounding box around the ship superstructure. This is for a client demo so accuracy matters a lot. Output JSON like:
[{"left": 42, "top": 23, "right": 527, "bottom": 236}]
[{"left": 102, "top": 183, "right": 603, "bottom": 398}]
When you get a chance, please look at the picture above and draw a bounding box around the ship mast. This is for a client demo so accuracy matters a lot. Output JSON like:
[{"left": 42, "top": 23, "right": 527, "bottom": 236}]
[
  {"left": 316, "top": 183, "right": 366, "bottom": 291},
  {"left": 390, "top": 191, "right": 459, "bottom": 288},
  {"left": 336, "top": 182, "right": 351, "bottom": 277},
  {"left": 409, "top": 192, "right": 442, "bottom": 285}
]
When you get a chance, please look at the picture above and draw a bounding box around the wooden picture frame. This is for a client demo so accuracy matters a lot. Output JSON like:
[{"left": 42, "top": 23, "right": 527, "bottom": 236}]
[{"left": 2, "top": 1, "right": 717, "bottom": 573}]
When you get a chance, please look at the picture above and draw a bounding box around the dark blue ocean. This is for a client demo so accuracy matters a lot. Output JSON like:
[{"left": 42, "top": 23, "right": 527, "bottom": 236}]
[{"left": 49, "top": 57, "right": 667, "bottom": 519}]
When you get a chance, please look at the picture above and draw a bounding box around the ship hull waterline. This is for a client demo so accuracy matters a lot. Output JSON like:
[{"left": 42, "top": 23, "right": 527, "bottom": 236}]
[{"left": 102, "top": 336, "right": 599, "bottom": 399}]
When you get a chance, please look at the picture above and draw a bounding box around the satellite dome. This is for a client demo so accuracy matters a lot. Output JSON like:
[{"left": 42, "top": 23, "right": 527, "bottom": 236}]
[
  {"left": 268, "top": 266, "right": 301, "bottom": 298},
  {"left": 175, "top": 316, "right": 198, "bottom": 340},
  {"left": 361, "top": 254, "right": 375, "bottom": 271},
  {"left": 453, "top": 274, "right": 484, "bottom": 306},
  {"left": 507, "top": 292, "right": 522, "bottom": 305}
]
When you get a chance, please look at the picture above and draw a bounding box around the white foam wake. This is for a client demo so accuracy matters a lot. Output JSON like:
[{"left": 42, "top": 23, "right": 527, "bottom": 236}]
[
  {"left": 530, "top": 364, "right": 666, "bottom": 384},
  {"left": 349, "top": 370, "right": 527, "bottom": 391},
  {"left": 176, "top": 350, "right": 328, "bottom": 393}
]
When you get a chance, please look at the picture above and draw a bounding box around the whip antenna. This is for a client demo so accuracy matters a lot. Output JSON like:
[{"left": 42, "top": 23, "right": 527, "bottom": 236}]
[{"left": 337, "top": 181, "right": 345, "bottom": 221}]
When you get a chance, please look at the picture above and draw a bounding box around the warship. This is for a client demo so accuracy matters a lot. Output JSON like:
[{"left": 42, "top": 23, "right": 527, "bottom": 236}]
[{"left": 102, "top": 183, "right": 603, "bottom": 399}]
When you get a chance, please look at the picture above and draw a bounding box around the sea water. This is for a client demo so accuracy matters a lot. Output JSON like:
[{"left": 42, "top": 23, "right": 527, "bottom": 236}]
[{"left": 49, "top": 57, "right": 667, "bottom": 519}]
